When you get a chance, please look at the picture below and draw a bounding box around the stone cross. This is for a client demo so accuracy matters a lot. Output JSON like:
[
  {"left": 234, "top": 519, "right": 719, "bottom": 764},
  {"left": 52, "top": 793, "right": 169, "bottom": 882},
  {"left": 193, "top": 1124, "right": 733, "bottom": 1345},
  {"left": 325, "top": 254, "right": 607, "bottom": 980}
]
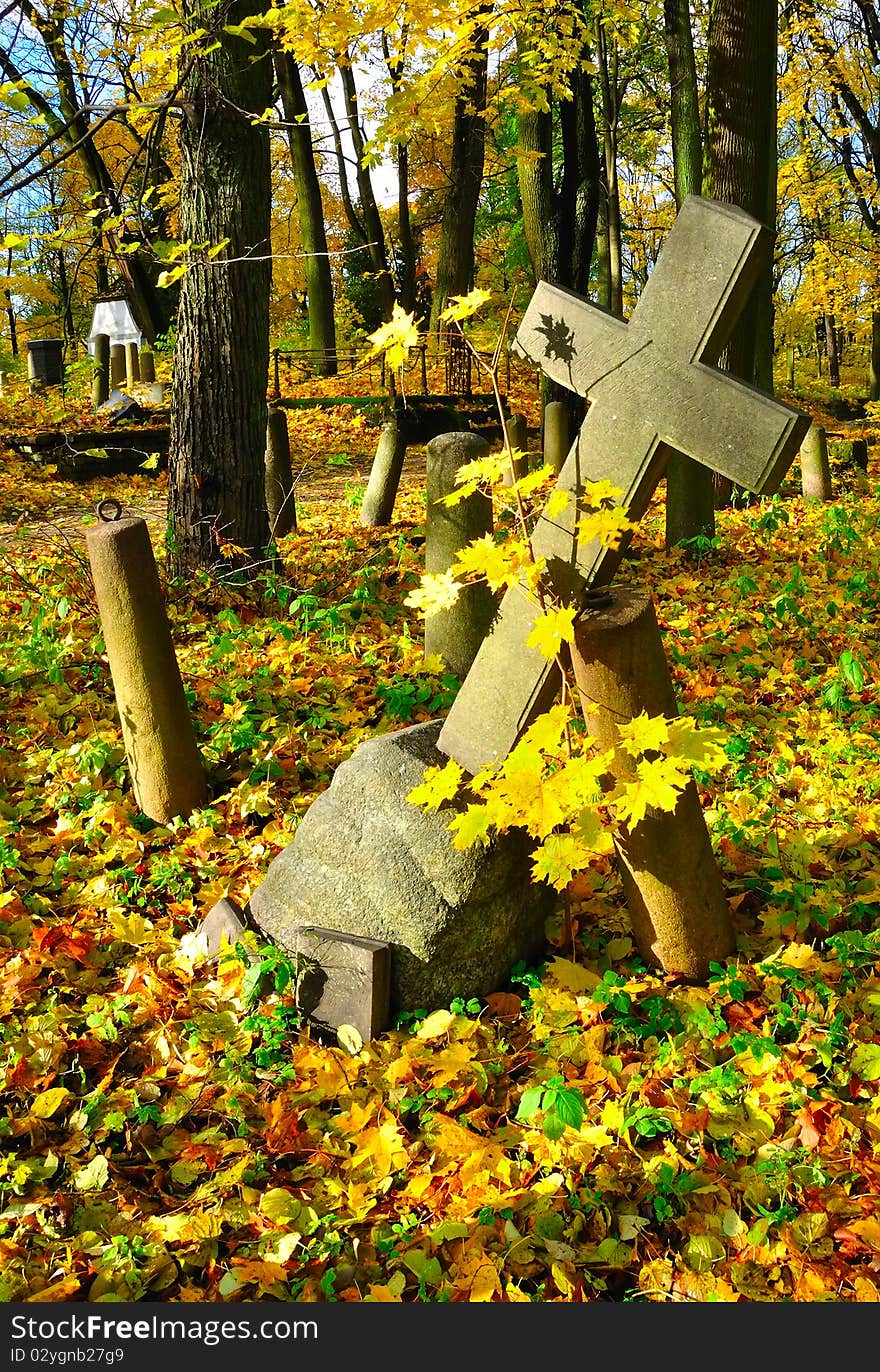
[{"left": 438, "top": 196, "right": 811, "bottom": 775}]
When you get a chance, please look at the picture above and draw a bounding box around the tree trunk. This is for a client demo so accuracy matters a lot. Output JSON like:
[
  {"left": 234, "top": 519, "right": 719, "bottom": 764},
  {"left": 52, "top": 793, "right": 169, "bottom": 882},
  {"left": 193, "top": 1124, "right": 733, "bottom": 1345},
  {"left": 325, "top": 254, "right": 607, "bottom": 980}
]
[
  {"left": 167, "top": 0, "right": 273, "bottom": 580},
  {"left": 516, "top": 26, "right": 600, "bottom": 427},
  {"left": 429, "top": 35, "right": 488, "bottom": 335},
  {"left": 824, "top": 312, "right": 840, "bottom": 387},
  {"left": 663, "top": 0, "right": 715, "bottom": 548},
  {"left": 703, "top": 0, "right": 777, "bottom": 507},
  {"left": 870, "top": 309, "right": 880, "bottom": 401},
  {"left": 597, "top": 28, "right": 623, "bottom": 317},
  {"left": 383, "top": 31, "right": 420, "bottom": 318},
  {"left": 338, "top": 58, "right": 396, "bottom": 321},
  {"left": 275, "top": 50, "right": 337, "bottom": 375},
  {"left": 4, "top": 246, "right": 17, "bottom": 357}
]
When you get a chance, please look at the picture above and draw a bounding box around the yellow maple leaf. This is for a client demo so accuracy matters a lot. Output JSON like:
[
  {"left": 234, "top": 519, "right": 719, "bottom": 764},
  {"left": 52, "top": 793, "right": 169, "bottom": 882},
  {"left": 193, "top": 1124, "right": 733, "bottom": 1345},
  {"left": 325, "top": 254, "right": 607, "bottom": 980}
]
[
  {"left": 448, "top": 802, "right": 494, "bottom": 850},
  {"left": 616, "top": 711, "right": 671, "bottom": 757},
  {"left": 518, "top": 702, "right": 571, "bottom": 758},
  {"left": 665, "top": 717, "right": 728, "bottom": 770},
  {"left": 577, "top": 504, "right": 636, "bottom": 549},
  {"left": 531, "top": 832, "right": 590, "bottom": 890},
  {"left": 582, "top": 478, "right": 625, "bottom": 505},
  {"left": 349, "top": 1114, "right": 409, "bottom": 1180},
  {"left": 544, "top": 488, "right": 570, "bottom": 520},
  {"left": 407, "top": 760, "right": 464, "bottom": 811},
  {"left": 441, "top": 450, "right": 509, "bottom": 504},
  {"left": 366, "top": 303, "right": 421, "bottom": 371},
  {"left": 526, "top": 604, "right": 578, "bottom": 659},
  {"left": 614, "top": 757, "right": 686, "bottom": 829},
  {"left": 440, "top": 287, "right": 491, "bottom": 324},
  {"left": 404, "top": 571, "right": 464, "bottom": 618},
  {"left": 453, "top": 533, "right": 531, "bottom": 591}
]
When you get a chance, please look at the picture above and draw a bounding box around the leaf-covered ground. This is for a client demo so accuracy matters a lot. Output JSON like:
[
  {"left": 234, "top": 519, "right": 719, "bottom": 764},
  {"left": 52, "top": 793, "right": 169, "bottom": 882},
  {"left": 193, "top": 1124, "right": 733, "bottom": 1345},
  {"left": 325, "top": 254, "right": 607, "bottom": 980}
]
[{"left": 1, "top": 400, "right": 879, "bottom": 1304}]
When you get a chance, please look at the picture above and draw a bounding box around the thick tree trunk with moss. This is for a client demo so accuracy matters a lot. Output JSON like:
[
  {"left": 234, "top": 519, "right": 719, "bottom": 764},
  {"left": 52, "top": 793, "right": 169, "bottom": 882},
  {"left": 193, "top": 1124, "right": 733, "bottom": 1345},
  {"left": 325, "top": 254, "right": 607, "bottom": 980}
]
[
  {"left": 167, "top": 0, "right": 273, "bottom": 579},
  {"left": 275, "top": 50, "right": 337, "bottom": 375},
  {"left": 703, "top": 0, "right": 777, "bottom": 508},
  {"left": 663, "top": 0, "right": 716, "bottom": 548},
  {"left": 429, "top": 37, "right": 488, "bottom": 335},
  {"left": 870, "top": 310, "right": 880, "bottom": 401}
]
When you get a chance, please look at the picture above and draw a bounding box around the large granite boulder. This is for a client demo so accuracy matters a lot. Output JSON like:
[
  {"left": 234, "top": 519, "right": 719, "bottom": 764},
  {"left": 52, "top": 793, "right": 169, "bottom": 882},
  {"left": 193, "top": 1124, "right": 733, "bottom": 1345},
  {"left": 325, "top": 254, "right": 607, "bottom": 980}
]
[{"left": 247, "top": 719, "right": 552, "bottom": 1013}]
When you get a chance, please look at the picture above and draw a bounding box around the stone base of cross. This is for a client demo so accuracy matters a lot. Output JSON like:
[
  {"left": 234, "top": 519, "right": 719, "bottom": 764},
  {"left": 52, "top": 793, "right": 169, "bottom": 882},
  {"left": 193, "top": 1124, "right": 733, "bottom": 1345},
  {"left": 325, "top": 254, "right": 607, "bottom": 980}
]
[{"left": 438, "top": 196, "right": 811, "bottom": 776}]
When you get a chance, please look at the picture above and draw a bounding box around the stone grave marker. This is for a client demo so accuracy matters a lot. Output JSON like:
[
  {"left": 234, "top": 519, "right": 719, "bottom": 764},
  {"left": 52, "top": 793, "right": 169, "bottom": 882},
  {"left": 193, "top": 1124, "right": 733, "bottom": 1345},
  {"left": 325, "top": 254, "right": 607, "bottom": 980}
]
[
  {"left": 291, "top": 927, "right": 391, "bottom": 1044},
  {"left": 424, "top": 432, "right": 495, "bottom": 679},
  {"left": 438, "top": 195, "right": 812, "bottom": 775},
  {"left": 800, "top": 424, "right": 833, "bottom": 502},
  {"left": 193, "top": 901, "right": 391, "bottom": 1041}
]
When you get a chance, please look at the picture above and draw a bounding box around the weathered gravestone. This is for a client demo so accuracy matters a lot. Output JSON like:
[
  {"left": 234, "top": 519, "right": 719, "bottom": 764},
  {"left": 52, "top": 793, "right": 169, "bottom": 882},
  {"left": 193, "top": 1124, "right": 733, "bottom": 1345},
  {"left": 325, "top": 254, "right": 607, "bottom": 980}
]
[
  {"left": 85, "top": 501, "right": 207, "bottom": 824},
  {"left": 800, "top": 424, "right": 833, "bottom": 502},
  {"left": 424, "top": 432, "right": 496, "bottom": 679},
  {"left": 438, "top": 196, "right": 812, "bottom": 775},
  {"left": 247, "top": 720, "right": 551, "bottom": 1013},
  {"left": 195, "top": 898, "right": 391, "bottom": 1042}
]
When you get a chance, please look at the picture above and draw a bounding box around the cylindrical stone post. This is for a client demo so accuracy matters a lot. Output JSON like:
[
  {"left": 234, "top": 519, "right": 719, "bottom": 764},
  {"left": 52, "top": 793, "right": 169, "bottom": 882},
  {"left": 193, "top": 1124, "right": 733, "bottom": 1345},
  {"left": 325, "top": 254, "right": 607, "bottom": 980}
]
[
  {"left": 800, "top": 423, "right": 833, "bottom": 502},
  {"left": 542, "top": 400, "right": 570, "bottom": 475},
  {"left": 425, "top": 432, "right": 496, "bottom": 680},
  {"left": 139, "top": 348, "right": 156, "bottom": 384},
  {"left": 265, "top": 406, "right": 297, "bottom": 538},
  {"left": 109, "top": 343, "right": 126, "bottom": 389},
  {"left": 125, "top": 341, "right": 141, "bottom": 386},
  {"left": 501, "top": 412, "right": 529, "bottom": 487},
  {"left": 92, "top": 333, "right": 110, "bottom": 408},
  {"left": 85, "top": 510, "right": 207, "bottom": 824},
  {"left": 360, "top": 420, "right": 407, "bottom": 527},
  {"left": 571, "top": 588, "right": 734, "bottom": 981}
]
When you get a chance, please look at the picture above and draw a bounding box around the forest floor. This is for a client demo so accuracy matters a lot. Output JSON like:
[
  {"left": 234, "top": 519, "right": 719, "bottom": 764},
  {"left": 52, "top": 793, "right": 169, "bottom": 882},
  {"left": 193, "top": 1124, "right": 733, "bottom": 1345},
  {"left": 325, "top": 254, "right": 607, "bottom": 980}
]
[{"left": 1, "top": 378, "right": 880, "bottom": 1303}]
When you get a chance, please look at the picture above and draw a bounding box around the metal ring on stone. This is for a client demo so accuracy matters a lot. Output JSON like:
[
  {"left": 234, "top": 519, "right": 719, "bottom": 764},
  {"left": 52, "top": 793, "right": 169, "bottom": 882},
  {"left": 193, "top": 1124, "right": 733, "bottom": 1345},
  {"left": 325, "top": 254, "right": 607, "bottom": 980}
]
[{"left": 96, "top": 498, "right": 123, "bottom": 523}]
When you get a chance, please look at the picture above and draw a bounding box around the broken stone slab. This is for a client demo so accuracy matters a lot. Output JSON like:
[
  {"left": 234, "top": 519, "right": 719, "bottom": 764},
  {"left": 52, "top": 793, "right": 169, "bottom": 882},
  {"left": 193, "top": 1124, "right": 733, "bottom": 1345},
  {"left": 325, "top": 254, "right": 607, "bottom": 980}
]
[
  {"left": 197, "top": 896, "right": 248, "bottom": 958},
  {"left": 247, "top": 719, "right": 552, "bottom": 1013},
  {"left": 293, "top": 927, "right": 390, "bottom": 1044},
  {"left": 193, "top": 900, "right": 390, "bottom": 1041}
]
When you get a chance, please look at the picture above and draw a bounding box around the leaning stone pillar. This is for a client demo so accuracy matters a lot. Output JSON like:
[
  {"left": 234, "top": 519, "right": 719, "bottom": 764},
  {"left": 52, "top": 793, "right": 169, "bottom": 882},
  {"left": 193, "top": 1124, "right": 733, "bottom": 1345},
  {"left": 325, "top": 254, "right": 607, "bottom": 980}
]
[
  {"left": 360, "top": 420, "right": 407, "bottom": 527},
  {"left": 109, "top": 344, "right": 126, "bottom": 389},
  {"left": 92, "top": 334, "right": 110, "bottom": 408},
  {"left": 265, "top": 406, "right": 297, "bottom": 537},
  {"left": 542, "top": 401, "right": 569, "bottom": 475},
  {"left": 85, "top": 505, "right": 207, "bottom": 824},
  {"left": 800, "top": 424, "right": 833, "bottom": 502},
  {"left": 425, "top": 432, "right": 496, "bottom": 680},
  {"left": 139, "top": 349, "right": 156, "bottom": 384},
  {"left": 570, "top": 587, "right": 734, "bottom": 980}
]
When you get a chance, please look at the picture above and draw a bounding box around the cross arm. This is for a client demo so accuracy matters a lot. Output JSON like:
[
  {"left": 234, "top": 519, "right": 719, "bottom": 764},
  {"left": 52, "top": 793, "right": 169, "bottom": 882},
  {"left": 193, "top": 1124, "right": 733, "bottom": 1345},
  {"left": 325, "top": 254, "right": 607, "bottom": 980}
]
[
  {"left": 650, "top": 362, "right": 812, "bottom": 492},
  {"left": 511, "top": 282, "right": 633, "bottom": 396}
]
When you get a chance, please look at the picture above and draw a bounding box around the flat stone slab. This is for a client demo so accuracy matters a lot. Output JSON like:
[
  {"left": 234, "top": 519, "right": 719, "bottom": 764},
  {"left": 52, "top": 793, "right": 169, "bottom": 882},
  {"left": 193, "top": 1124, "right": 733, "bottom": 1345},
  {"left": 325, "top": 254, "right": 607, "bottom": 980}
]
[
  {"left": 293, "top": 927, "right": 390, "bottom": 1043},
  {"left": 198, "top": 896, "right": 248, "bottom": 958},
  {"left": 247, "top": 719, "right": 552, "bottom": 1012}
]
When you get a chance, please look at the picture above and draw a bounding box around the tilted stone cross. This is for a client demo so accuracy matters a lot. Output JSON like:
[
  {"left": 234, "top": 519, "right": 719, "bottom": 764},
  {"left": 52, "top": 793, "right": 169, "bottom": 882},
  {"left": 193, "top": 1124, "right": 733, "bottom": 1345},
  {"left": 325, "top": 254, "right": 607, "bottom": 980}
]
[{"left": 438, "top": 196, "right": 811, "bottom": 776}]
